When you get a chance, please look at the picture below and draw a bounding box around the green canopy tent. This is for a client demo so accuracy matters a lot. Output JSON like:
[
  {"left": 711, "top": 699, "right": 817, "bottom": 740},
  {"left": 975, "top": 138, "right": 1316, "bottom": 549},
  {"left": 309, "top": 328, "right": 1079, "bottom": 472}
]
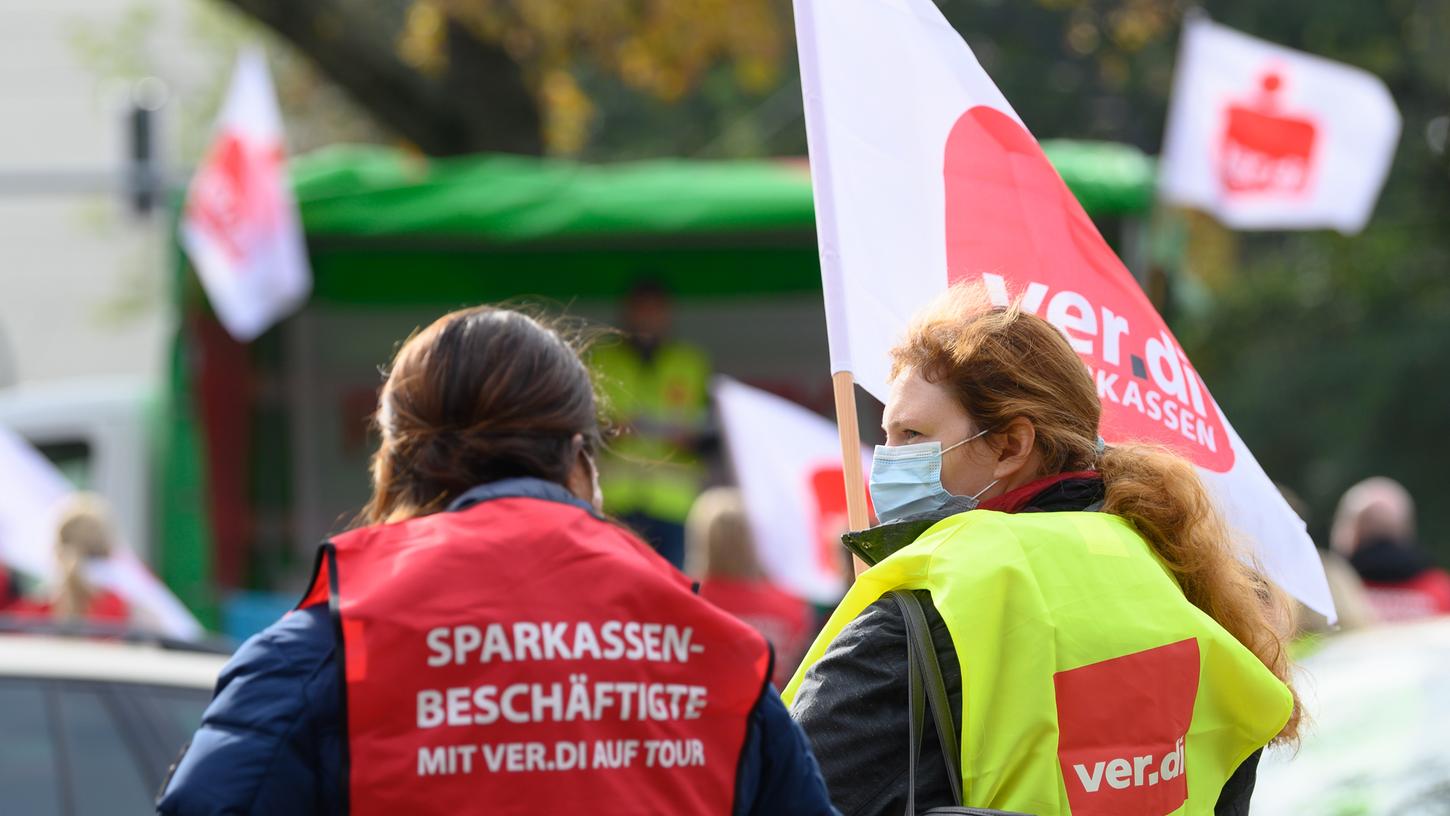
[
  {"left": 290, "top": 142, "right": 1153, "bottom": 301},
  {"left": 161, "top": 143, "right": 1156, "bottom": 630}
]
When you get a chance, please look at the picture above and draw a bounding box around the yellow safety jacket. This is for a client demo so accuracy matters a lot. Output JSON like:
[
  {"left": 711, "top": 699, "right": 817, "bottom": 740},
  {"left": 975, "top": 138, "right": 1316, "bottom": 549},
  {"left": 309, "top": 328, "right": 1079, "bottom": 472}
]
[
  {"left": 784, "top": 510, "right": 1292, "bottom": 816},
  {"left": 591, "top": 339, "right": 710, "bottom": 523}
]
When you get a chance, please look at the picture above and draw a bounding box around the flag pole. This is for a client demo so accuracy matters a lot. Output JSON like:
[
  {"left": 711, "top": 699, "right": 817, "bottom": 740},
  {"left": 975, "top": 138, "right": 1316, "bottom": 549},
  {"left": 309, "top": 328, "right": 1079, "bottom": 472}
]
[
  {"left": 832, "top": 371, "right": 871, "bottom": 536},
  {"left": 798, "top": 0, "right": 870, "bottom": 571},
  {"left": 831, "top": 371, "right": 871, "bottom": 577}
]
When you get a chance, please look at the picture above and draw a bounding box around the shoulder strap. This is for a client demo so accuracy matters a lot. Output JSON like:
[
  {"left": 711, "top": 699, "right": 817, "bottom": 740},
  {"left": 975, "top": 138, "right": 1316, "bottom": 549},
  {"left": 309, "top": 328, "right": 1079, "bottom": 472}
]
[
  {"left": 891, "top": 590, "right": 963, "bottom": 811},
  {"left": 904, "top": 603, "right": 925, "bottom": 816},
  {"left": 892, "top": 589, "right": 1042, "bottom": 816}
]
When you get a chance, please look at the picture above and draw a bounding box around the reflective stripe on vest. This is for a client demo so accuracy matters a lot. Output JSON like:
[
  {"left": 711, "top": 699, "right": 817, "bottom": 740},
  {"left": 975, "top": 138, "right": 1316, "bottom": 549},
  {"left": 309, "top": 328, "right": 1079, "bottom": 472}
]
[
  {"left": 784, "top": 510, "right": 1292, "bottom": 816},
  {"left": 302, "top": 497, "right": 771, "bottom": 815}
]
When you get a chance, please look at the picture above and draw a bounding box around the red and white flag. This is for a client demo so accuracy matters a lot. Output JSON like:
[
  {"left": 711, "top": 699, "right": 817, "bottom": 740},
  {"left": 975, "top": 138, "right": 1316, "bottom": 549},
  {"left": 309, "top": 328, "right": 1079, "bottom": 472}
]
[
  {"left": 715, "top": 378, "right": 871, "bottom": 604},
  {"left": 1160, "top": 15, "right": 1400, "bottom": 234},
  {"left": 182, "top": 49, "right": 311, "bottom": 341},
  {"left": 793, "top": 0, "right": 1334, "bottom": 619}
]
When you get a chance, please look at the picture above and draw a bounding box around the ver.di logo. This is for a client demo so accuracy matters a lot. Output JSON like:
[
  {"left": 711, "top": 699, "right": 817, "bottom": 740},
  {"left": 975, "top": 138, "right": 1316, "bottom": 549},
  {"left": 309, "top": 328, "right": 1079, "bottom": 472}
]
[
  {"left": 1053, "top": 639, "right": 1201, "bottom": 816},
  {"left": 943, "top": 106, "right": 1236, "bottom": 472}
]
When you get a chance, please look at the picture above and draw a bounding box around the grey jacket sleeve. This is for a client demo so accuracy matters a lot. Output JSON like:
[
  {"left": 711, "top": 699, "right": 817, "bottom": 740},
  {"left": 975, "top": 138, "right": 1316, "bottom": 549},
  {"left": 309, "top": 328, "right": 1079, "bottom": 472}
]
[{"left": 788, "top": 591, "right": 961, "bottom": 816}]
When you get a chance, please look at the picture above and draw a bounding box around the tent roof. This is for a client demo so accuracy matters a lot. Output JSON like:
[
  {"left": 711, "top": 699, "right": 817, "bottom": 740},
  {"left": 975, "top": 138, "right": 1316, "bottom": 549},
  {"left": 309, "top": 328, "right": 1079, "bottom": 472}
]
[{"left": 291, "top": 143, "right": 1155, "bottom": 246}]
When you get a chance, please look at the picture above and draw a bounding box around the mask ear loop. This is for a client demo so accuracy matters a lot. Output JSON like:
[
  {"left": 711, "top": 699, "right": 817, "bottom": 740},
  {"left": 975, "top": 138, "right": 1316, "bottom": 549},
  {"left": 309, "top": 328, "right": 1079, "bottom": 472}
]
[
  {"left": 940, "top": 425, "right": 992, "bottom": 455},
  {"left": 943, "top": 427, "right": 999, "bottom": 502},
  {"left": 967, "top": 478, "right": 1000, "bottom": 501}
]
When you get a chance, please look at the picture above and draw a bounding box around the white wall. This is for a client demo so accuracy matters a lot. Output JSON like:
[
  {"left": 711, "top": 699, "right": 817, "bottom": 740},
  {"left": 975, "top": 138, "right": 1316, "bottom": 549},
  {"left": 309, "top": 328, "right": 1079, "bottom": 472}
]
[{"left": 0, "top": 0, "right": 176, "bottom": 389}]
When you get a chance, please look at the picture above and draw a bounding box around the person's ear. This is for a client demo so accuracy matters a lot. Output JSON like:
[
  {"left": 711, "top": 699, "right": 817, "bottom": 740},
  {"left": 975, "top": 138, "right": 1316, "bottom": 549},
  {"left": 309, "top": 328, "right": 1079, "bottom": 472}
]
[
  {"left": 990, "top": 417, "right": 1036, "bottom": 481},
  {"left": 565, "top": 434, "right": 603, "bottom": 511},
  {"left": 565, "top": 434, "right": 591, "bottom": 496}
]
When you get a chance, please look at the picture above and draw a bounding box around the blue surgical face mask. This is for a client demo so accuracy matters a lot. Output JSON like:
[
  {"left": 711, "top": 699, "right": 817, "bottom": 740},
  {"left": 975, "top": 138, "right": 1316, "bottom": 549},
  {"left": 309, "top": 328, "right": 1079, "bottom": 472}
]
[{"left": 869, "top": 428, "right": 999, "bottom": 525}]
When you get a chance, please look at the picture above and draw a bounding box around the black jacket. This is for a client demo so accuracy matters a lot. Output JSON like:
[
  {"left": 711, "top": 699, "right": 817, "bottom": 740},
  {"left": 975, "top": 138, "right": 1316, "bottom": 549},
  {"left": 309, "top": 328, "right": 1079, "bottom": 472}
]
[{"left": 790, "top": 476, "right": 1261, "bottom": 816}]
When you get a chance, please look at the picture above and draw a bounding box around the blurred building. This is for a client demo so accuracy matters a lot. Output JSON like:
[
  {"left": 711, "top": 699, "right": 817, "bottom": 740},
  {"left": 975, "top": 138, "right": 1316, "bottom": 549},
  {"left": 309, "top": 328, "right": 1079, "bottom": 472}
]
[
  {"left": 0, "top": 0, "right": 178, "bottom": 389},
  {"left": 0, "top": 0, "right": 198, "bottom": 581}
]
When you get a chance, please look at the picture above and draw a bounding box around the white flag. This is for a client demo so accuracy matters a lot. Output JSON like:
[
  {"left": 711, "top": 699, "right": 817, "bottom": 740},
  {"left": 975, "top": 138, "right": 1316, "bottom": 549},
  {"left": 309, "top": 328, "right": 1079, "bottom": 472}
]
[
  {"left": 715, "top": 378, "right": 871, "bottom": 604},
  {"left": 793, "top": 0, "right": 1334, "bottom": 620},
  {"left": 182, "top": 49, "right": 311, "bottom": 341},
  {"left": 1160, "top": 16, "right": 1400, "bottom": 234},
  {"left": 0, "top": 426, "right": 203, "bottom": 640}
]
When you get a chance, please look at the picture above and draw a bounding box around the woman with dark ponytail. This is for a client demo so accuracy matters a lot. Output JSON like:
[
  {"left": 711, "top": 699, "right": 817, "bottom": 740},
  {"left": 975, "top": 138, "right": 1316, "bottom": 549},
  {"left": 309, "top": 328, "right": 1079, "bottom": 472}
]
[{"left": 161, "top": 306, "right": 836, "bottom": 816}]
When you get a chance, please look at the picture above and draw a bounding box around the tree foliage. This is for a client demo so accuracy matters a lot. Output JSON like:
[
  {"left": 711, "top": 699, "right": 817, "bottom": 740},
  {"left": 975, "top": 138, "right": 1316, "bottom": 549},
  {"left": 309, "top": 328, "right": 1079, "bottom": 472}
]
[
  {"left": 398, "top": 0, "right": 786, "bottom": 153},
  {"left": 215, "top": 0, "right": 542, "bottom": 155}
]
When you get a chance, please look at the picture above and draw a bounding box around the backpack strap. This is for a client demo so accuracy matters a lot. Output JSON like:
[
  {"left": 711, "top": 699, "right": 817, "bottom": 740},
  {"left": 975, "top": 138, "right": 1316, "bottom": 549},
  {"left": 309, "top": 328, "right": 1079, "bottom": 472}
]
[{"left": 892, "top": 590, "right": 1038, "bottom": 816}]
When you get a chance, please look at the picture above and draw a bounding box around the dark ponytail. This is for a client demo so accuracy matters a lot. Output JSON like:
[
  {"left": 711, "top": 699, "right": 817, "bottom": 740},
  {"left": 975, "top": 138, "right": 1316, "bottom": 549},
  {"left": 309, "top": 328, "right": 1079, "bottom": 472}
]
[{"left": 362, "top": 306, "right": 603, "bottom": 525}]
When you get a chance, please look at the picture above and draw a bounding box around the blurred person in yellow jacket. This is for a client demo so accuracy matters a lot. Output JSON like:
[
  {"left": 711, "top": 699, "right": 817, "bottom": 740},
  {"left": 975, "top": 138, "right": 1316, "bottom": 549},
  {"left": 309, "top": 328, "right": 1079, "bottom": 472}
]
[{"left": 593, "top": 279, "right": 710, "bottom": 568}]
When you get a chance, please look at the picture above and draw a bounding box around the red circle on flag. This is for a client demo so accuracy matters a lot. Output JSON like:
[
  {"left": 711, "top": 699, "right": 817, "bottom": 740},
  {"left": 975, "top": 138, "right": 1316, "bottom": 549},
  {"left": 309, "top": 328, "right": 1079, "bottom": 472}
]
[{"left": 944, "top": 106, "right": 1235, "bottom": 473}]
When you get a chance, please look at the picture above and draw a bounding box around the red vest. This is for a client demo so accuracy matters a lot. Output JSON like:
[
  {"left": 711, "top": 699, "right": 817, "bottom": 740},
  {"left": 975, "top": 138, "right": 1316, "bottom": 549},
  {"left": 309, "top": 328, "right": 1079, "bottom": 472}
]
[
  {"left": 1363, "top": 569, "right": 1450, "bottom": 622},
  {"left": 301, "top": 497, "right": 772, "bottom": 815},
  {"left": 699, "top": 578, "right": 814, "bottom": 688}
]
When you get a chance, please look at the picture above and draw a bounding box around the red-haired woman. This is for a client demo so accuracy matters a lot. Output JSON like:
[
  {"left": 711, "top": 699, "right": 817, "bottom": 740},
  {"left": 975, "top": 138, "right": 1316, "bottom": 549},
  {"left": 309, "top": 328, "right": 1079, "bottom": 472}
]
[
  {"left": 787, "top": 287, "right": 1300, "bottom": 815},
  {"left": 160, "top": 307, "right": 836, "bottom": 815}
]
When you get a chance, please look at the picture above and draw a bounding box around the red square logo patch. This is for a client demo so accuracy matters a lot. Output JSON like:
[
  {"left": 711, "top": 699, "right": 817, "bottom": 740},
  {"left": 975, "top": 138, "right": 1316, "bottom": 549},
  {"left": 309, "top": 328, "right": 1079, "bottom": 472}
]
[{"left": 1054, "top": 639, "right": 1200, "bottom": 816}]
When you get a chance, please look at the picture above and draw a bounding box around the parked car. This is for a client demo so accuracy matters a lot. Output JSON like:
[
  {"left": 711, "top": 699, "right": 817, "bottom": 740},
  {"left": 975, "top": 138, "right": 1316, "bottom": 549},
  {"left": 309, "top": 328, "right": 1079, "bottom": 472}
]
[
  {"left": 1252, "top": 618, "right": 1450, "bottom": 815},
  {"left": 0, "top": 629, "right": 227, "bottom": 815}
]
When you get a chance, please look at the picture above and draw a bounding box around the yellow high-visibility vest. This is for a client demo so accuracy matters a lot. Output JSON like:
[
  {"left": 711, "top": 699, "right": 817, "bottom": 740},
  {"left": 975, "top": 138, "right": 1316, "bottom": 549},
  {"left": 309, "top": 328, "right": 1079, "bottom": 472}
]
[
  {"left": 785, "top": 510, "right": 1292, "bottom": 815},
  {"left": 591, "top": 340, "right": 710, "bottom": 522}
]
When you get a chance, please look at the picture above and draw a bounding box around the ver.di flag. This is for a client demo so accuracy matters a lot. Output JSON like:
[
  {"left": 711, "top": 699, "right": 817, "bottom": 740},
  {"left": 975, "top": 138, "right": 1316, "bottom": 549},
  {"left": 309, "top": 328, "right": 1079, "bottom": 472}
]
[
  {"left": 792, "top": 0, "right": 1334, "bottom": 620},
  {"left": 182, "top": 49, "right": 311, "bottom": 342},
  {"left": 1159, "top": 15, "right": 1401, "bottom": 234},
  {"left": 715, "top": 378, "right": 871, "bottom": 605}
]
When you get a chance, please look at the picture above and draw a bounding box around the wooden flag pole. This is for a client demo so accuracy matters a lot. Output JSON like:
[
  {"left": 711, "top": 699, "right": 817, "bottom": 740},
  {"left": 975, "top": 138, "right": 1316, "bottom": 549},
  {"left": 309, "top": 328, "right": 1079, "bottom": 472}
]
[{"left": 832, "top": 371, "right": 872, "bottom": 576}]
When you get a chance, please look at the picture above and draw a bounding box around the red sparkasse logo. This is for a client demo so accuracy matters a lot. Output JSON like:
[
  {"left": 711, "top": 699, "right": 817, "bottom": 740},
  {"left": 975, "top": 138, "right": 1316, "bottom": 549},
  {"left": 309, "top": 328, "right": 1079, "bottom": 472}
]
[
  {"left": 186, "top": 131, "right": 286, "bottom": 267},
  {"left": 1053, "top": 639, "right": 1201, "bottom": 816},
  {"left": 943, "top": 106, "right": 1236, "bottom": 472},
  {"left": 1219, "top": 70, "right": 1319, "bottom": 197}
]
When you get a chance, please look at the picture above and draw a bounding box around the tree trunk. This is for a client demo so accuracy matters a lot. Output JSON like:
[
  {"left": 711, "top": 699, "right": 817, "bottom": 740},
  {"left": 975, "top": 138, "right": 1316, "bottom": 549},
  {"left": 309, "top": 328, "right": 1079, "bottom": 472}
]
[{"left": 220, "top": 0, "right": 542, "bottom": 156}]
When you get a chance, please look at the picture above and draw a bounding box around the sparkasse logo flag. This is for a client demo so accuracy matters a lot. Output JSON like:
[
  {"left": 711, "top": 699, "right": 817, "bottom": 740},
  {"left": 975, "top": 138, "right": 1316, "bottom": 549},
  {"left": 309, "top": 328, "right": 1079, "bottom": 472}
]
[
  {"left": 791, "top": 0, "right": 1334, "bottom": 620},
  {"left": 1159, "top": 15, "right": 1401, "bottom": 234},
  {"left": 182, "top": 49, "right": 312, "bottom": 342}
]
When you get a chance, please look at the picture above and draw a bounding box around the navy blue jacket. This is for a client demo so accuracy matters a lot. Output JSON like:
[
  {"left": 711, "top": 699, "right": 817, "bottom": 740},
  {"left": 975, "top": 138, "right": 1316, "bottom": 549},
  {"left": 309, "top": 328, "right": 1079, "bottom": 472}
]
[{"left": 158, "top": 479, "right": 837, "bottom": 815}]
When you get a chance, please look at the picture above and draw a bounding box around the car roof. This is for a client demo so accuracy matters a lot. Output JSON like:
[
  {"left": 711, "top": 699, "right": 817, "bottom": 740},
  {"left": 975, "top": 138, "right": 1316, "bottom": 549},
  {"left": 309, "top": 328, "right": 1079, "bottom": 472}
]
[{"left": 0, "top": 634, "right": 227, "bottom": 689}]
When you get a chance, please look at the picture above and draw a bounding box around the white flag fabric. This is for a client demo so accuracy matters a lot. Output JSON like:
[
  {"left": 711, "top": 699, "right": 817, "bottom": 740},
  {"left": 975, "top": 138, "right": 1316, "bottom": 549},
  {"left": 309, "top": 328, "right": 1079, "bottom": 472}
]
[
  {"left": 715, "top": 378, "right": 870, "bottom": 604},
  {"left": 0, "top": 426, "right": 203, "bottom": 640},
  {"left": 182, "top": 49, "right": 311, "bottom": 341},
  {"left": 793, "top": 0, "right": 1334, "bottom": 620},
  {"left": 1160, "top": 16, "right": 1400, "bottom": 234}
]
